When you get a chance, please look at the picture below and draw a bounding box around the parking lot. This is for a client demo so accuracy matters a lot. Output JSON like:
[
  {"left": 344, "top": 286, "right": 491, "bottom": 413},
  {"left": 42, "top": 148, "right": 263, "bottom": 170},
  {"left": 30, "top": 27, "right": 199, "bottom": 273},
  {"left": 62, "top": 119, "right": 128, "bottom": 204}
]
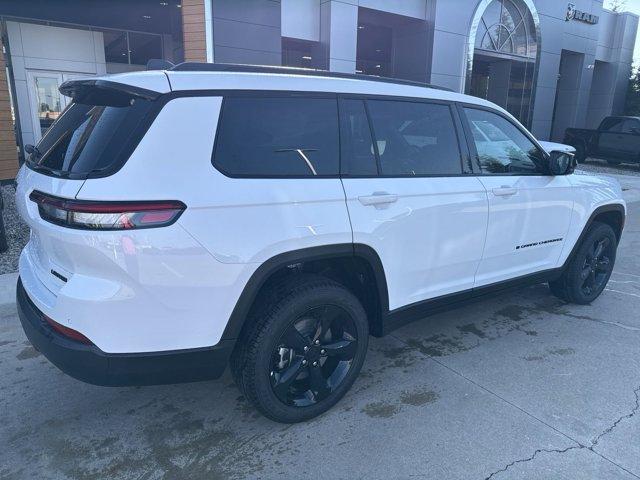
[{"left": 1, "top": 167, "right": 640, "bottom": 479}]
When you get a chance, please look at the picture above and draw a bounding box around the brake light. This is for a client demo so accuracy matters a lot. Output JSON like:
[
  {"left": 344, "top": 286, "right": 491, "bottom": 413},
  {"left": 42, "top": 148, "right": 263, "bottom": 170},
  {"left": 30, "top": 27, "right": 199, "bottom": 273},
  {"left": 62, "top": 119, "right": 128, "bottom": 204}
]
[
  {"left": 43, "top": 315, "right": 94, "bottom": 345},
  {"left": 29, "top": 191, "right": 185, "bottom": 230}
]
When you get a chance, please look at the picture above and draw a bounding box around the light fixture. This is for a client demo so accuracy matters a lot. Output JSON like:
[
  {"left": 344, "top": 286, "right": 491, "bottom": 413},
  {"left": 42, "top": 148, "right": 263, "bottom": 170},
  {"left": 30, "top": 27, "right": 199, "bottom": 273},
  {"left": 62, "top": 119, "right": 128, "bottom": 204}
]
[
  {"left": 375, "top": 64, "right": 381, "bottom": 68},
  {"left": 376, "top": 49, "right": 381, "bottom": 53},
  {"left": 358, "top": 25, "right": 364, "bottom": 29},
  {"left": 159, "top": 1, "right": 168, "bottom": 5},
  {"left": 355, "top": 69, "right": 363, "bottom": 73},
  {"left": 302, "top": 55, "right": 312, "bottom": 60},
  {"left": 143, "top": 15, "right": 152, "bottom": 19}
]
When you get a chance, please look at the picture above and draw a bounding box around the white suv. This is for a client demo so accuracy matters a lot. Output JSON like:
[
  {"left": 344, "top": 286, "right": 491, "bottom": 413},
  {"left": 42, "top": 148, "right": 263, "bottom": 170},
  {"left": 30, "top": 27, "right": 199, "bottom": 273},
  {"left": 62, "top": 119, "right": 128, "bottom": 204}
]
[{"left": 15, "top": 64, "right": 625, "bottom": 423}]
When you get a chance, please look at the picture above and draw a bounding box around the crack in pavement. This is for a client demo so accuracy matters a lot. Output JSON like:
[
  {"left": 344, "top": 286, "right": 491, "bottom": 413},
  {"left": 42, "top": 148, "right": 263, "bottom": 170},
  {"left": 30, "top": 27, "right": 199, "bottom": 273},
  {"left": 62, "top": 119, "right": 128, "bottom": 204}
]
[
  {"left": 390, "top": 334, "right": 640, "bottom": 479},
  {"left": 591, "top": 385, "right": 640, "bottom": 449},
  {"left": 482, "top": 385, "right": 640, "bottom": 480},
  {"left": 483, "top": 446, "right": 583, "bottom": 480}
]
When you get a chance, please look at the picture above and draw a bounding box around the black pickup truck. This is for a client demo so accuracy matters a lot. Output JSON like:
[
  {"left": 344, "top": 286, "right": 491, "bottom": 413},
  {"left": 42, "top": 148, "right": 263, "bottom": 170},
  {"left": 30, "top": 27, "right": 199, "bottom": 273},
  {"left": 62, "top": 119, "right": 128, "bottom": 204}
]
[{"left": 564, "top": 116, "right": 640, "bottom": 164}]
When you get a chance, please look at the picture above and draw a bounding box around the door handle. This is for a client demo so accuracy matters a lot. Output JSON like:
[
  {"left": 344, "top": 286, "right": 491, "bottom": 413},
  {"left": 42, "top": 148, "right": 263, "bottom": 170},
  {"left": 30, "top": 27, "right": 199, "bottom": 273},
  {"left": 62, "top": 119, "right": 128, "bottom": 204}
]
[
  {"left": 358, "top": 192, "right": 398, "bottom": 208},
  {"left": 492, "top": 186, "right": 517, "bottom": 197}
]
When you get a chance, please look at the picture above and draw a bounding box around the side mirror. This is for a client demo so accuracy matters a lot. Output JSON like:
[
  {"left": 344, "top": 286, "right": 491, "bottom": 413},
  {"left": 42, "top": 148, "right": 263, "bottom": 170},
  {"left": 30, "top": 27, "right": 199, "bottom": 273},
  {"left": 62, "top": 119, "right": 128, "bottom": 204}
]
[{"left": 548, "top": 150, "right": 575, "bottom": 175}]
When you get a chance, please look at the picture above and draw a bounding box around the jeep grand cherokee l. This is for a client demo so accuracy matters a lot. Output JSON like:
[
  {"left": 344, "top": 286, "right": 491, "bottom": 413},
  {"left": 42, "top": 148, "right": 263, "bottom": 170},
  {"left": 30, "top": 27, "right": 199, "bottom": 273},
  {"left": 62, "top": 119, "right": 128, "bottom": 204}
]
[{"left": 15, "top": 64, "right": 625, "bottom": 423}]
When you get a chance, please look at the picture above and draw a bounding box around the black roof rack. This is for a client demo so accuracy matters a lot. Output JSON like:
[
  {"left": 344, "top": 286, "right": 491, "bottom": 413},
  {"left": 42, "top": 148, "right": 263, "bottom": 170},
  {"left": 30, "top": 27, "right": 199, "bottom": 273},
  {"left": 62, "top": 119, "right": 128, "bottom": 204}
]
[{"left": 169, "top": 62, "right": 454, "bottom": 92}]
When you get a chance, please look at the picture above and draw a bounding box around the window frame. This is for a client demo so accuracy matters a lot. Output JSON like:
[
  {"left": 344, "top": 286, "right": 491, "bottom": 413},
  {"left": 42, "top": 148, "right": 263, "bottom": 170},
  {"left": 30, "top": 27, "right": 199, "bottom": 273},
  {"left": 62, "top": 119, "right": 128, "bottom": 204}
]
[
  {"left": 456, "top": 102, "right": 551, "bottom": 176},
  {"left": 337, "top": 93, "right": 470, "bottom": 178},
  {"left": 211, "top": 91, "right": 341, "bottom": 179}
]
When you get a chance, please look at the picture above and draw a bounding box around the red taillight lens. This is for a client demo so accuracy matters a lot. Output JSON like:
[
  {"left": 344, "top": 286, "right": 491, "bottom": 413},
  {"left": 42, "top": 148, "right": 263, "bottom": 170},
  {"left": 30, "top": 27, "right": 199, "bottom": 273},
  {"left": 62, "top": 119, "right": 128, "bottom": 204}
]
[
  {"left": 29, "top": 191, "right": 185, "bottom": 230},
  {"left": 43, "top": 315, "right": 94, "bottom": 345}
]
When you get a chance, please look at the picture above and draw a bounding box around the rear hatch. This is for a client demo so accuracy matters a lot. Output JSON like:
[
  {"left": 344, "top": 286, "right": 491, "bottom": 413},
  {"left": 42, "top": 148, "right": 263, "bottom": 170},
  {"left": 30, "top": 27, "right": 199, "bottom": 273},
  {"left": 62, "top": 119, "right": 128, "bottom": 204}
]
[{"left": 16, "top": 73, "right": 170, "bottom": 298}]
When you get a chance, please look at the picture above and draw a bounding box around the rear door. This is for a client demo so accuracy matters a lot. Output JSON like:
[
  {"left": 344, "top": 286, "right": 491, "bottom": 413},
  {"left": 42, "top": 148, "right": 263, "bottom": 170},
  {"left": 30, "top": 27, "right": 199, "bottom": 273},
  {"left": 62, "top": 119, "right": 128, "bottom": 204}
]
[
  {"left": 617, "top": 119, "right": 640, "bottom": 160},
  {"left": 459, "top": 106, "right": 574, "bottom": 286},
  {"left": 340, "top": 97, "right": 488, "bottom": 310},
  {"left": 596, "top": 117, "right": 625, "bottom": 158}
]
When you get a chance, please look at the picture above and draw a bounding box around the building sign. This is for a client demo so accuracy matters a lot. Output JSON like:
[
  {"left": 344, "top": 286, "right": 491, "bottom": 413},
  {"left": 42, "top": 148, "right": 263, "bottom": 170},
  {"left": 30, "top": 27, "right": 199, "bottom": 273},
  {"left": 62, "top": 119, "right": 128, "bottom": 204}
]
[{"left": 566, "top": 3, "right": 599, "bottom": 24}]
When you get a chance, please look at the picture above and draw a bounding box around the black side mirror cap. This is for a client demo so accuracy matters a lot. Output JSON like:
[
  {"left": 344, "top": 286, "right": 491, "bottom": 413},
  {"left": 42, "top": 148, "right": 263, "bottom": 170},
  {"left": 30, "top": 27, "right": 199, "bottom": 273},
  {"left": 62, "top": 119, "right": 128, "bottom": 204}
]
[{"left": 548, "top": 150, "right": 576, "bottom": 175}]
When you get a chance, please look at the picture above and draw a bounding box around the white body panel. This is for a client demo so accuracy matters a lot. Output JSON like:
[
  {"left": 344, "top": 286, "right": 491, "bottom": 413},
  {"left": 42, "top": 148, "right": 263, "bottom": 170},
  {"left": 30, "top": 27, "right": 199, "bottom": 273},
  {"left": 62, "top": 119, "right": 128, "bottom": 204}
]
[
  {"left": 343, "top": 177, "right": 488, "bottom": 309},
  {"left": 16, "top": 69, "right": 626, "bottom": 355},
  {"left": 474, "top": 175, "right": 574, "bottom": 286}
]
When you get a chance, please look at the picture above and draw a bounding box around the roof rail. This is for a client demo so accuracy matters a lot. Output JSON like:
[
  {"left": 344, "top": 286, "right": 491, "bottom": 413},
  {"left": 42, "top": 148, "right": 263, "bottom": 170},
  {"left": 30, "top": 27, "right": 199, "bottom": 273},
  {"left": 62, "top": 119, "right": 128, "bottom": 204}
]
[{"left": 169, "top": 62, "right": 454, "bottom": 92}]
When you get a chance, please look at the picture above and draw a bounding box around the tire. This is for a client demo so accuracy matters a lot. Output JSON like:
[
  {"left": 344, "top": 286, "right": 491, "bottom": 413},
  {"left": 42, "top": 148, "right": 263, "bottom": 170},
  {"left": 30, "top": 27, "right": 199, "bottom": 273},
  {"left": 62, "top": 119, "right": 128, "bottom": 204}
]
[
  {"left": 549, "top": 222, "right": 617, "bottom": 304},
  {"left": 573, "top": 143, "right": 586, "bottom": 164},
  {"left": 232, "top": 274, "right": 369, "bottom": 423}
]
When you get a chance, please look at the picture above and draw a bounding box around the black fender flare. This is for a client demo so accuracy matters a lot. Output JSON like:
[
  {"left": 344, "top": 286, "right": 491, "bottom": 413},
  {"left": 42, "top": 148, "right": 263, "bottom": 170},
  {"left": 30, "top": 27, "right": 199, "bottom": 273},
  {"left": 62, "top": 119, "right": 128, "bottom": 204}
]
[
  {"left": 220, "top": 243, "right": 389, "bottom": 343},
  {"left": 560, "top": 202, "right": 625, "bottom": 270}
]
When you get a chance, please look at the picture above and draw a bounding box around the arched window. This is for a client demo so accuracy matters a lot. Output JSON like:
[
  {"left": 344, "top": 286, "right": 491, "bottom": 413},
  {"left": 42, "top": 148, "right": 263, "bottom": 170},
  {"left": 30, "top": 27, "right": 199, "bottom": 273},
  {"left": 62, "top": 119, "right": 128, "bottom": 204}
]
[
  {"left": 475, "top": 0, "right": 537, "bottom": 58},
  {"left": 466, "top": 0, "right": 540, "bottom": 127}
]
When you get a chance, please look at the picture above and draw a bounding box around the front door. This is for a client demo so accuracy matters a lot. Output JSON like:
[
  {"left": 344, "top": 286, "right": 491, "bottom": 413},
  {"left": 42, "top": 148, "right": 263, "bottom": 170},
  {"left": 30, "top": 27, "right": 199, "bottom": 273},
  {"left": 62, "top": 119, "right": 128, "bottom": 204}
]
[
  {"left": 340, "top": 97, "right": 488, "bottom": 310},
  {"left": 461, "top": 106, "right": 574, "bottom": 286}
]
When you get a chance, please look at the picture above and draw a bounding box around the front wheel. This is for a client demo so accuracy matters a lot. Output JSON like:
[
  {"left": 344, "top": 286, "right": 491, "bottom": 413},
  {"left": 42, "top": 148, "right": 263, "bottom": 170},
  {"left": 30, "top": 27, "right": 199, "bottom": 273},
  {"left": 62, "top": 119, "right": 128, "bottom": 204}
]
[
  {"left": 549, "top": 222, "right": 617, "bottom": 304},
  {"left": 573, "top": 143, "right": 586, "bottom": 163},
  {"left": 232, "top": 275, "right": 369, "bottom": 423}
]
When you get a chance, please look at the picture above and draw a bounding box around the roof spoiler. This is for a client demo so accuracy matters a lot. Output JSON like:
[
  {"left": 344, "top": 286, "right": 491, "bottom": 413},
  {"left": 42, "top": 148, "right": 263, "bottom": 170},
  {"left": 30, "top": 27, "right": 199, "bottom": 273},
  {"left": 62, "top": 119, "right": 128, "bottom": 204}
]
[{"left": 59, "top": 79, "right": 162, "bottom": 106}]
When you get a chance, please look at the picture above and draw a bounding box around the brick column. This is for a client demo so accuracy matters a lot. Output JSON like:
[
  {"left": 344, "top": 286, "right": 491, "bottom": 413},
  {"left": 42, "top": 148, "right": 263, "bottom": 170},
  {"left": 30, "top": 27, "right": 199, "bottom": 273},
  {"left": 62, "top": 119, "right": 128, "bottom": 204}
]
[
  {"left": 182, "top": 0, "right": 208, "bottom": 62},
  {"left": 0, "top": 46, "right": 18, "bottom": 180}
]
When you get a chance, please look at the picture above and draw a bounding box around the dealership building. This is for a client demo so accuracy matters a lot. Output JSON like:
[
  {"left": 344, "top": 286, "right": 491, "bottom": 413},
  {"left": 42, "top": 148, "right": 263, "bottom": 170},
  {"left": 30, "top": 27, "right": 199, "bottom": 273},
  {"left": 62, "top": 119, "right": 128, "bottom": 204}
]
[{"left": 0, "top": 0, "right": 637, "bottom": 180}]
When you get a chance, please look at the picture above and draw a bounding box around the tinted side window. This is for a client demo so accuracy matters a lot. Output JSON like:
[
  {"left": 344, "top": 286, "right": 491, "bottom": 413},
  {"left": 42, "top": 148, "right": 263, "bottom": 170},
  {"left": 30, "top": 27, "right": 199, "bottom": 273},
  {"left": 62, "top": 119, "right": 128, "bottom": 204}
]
[
  {"left": 600, "top": 118, "right": 624, "bottom": 132},
  {"left": 464, "top": 108, "right": 544, "bottom": 174},
  {"left": 339, "top": 99, "right": 378, "bottom": 176},
  {"left": 214, "top": 97, "right": 339, "bottom": 177},
  {"left": 622, "top": 119, "right": 640, "bottom": 134},
  {"left": 366, "top": 100, "right": 462, "bottom": 176}
]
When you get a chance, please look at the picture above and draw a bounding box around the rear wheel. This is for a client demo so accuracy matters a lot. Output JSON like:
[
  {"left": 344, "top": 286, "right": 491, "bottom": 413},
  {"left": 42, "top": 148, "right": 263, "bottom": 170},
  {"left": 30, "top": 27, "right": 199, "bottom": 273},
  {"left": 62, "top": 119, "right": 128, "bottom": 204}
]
[
  {"left": 232, "top": 275, "right": 368, "bottom": 423},
  {"left": 549, "top": 222, "right": 617, "bottom": 304}
]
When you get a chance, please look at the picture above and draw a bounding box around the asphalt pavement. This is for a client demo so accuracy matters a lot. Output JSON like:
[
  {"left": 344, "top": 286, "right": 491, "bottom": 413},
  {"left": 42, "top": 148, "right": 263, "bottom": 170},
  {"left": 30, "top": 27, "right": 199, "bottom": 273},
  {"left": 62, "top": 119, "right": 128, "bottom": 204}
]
[{"left": 1, "top": 177, "right": 640, "bottom": 480}]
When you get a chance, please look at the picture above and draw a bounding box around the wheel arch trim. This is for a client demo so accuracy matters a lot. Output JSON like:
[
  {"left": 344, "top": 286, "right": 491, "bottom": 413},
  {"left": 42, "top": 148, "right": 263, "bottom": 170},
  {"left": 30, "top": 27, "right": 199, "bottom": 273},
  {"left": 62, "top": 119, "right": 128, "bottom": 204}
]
[
  {"left": 562, "top": 202, "right": 625, "bottom": 269},
  {"left": 220, "top": 244, "right": 389, "bottom": 342}
]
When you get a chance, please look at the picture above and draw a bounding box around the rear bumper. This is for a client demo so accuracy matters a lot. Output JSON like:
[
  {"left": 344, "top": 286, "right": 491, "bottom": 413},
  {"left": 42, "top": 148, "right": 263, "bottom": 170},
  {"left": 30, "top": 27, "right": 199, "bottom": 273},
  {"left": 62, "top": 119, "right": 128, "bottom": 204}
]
[{"left": 17, "top": 278, "right": 234, "bottom": 386}]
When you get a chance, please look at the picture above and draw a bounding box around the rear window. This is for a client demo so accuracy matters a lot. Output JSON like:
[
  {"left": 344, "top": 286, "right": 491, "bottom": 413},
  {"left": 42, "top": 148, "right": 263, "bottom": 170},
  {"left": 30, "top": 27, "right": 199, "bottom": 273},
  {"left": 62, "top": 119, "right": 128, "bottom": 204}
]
[
  {"left": 27, "top": 98, "right": 154, "bottom": 178},
  {"left": 366, "top": 100, "right": 462, "bottom": 176},
  {"left": 213, "top": 96, "right": 339, "bottom": 177}
]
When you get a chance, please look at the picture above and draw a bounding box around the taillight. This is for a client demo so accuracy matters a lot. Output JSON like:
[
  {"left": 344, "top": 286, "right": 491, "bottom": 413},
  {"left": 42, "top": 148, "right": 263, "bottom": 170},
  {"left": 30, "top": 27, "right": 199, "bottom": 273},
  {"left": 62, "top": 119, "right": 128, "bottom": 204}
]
[
  {"left": 43, "top": 315, "right": 93, "bottom": 345},
  {"left": 29, "top": 191, "right": 185, "bottom": 230}
]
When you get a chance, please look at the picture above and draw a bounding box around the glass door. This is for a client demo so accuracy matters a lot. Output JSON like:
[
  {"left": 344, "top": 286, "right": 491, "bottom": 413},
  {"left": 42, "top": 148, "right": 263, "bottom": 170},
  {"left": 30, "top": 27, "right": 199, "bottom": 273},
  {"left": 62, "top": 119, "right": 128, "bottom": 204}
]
[
  {"left": 26, "top": 71, "right": 95, "bottom": 142},
  {"left": 26, "top": 71, "right": 65, "bottom": 142}
]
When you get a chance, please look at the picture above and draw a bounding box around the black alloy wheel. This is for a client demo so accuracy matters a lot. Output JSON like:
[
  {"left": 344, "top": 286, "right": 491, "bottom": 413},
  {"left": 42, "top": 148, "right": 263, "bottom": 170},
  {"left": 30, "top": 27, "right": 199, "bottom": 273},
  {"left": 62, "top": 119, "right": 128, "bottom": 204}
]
[
  {"left": 232, "top": 275, "right": 369, "bottom": 423},
  {"left": 549, "top": 222, "right": 617, "bottom": 304},
  {"left": 270, "top": 305, "right": 358, "bottom": 407},
  {"left": 579, "top": 236, "right": 613, "bottom": 298}
]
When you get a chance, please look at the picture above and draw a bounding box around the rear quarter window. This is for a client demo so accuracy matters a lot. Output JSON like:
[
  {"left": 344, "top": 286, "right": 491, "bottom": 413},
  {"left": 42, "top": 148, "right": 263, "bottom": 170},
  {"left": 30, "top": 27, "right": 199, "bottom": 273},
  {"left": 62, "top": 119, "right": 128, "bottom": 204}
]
[{"left": 213, "top": 96, "right": 339, "bottom": 177}]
